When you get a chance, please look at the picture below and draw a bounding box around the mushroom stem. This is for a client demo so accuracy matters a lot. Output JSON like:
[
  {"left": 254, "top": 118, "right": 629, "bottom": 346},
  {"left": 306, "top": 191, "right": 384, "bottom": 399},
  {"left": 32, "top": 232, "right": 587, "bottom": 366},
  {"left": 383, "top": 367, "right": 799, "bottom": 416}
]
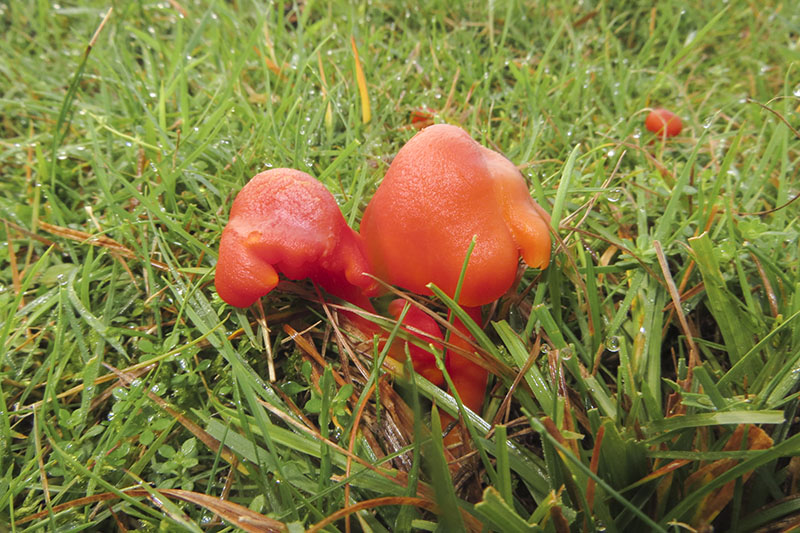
[
  {"left": 445, "top": 306, "right": 487, "bottom": 414},
  {"left": 441, "top": 306, "right": 487, "bottom": 451}
]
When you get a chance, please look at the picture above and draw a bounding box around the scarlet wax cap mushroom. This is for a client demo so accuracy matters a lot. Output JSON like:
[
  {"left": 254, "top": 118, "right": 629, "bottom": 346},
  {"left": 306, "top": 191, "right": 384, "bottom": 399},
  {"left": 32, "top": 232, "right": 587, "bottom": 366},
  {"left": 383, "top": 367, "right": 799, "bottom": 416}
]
[
  {"left": 360, "top": 124, "right": 551, "bottom": 307},
  {"left": 215, "top": 168, "right": 374, "bottom": 307},
  {"left": 645, "top": 108, "right": 683, "bottom": 137}
]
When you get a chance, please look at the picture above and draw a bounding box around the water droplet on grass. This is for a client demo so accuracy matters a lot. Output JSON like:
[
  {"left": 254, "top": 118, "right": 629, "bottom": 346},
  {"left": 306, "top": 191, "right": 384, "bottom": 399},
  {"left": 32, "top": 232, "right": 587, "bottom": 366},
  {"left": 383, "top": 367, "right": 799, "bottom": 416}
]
[
  {"left": 606, "top": 336, "right": 620, "bottom": 352},
  {"left": 607, "top": 188, "right": 622, "bottom": 203}
]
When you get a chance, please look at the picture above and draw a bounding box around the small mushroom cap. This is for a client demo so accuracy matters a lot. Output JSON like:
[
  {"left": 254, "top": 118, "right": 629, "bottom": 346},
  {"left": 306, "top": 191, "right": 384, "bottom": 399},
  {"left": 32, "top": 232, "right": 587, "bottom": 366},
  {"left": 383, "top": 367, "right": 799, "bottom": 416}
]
[
  {"left": 645, "top": 108, "right": 683, "bottom": 137},
  {"left": 360, "top": 124, "right": 551, "bottom": 307},
  {"left": 215, "top": 168, "right": 373, "bottom": 307}
]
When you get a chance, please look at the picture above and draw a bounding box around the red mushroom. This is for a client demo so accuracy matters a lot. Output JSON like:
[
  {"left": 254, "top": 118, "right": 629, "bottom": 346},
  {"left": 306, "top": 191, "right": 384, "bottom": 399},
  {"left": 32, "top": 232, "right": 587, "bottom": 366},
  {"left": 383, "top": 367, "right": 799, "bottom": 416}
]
[
  {"left": 361, "top": 124, "right": 550, "bottom": 309},
  {"left": 214, "top": 168, "right": 374, "bottom": 308},
  {"left": 360, "top": 124, "right": 552, "bottom": 413},
  {"left": 645, "top": 108, "right": 683, "bottom": 138},
  {"left": 215, "top": 168, "right": 445, "bottom": 384}
]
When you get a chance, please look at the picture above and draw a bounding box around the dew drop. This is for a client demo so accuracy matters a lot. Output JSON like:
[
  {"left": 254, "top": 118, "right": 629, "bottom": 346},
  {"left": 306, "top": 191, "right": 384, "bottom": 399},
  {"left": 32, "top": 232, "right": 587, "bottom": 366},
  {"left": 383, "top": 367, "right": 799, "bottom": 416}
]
[
  {"left": 606, "top": 188, "right": 622, "bottom": 203},
  {"left": 606, "top": 336, "right": 620, "bottom": 352}
]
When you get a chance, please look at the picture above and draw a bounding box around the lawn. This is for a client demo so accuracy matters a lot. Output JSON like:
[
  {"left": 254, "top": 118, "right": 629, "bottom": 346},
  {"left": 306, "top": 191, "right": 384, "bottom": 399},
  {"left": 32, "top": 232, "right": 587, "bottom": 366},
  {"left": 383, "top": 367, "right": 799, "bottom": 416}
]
[{"left": 2, "top": 1, "right": 800, "bottom": 531}]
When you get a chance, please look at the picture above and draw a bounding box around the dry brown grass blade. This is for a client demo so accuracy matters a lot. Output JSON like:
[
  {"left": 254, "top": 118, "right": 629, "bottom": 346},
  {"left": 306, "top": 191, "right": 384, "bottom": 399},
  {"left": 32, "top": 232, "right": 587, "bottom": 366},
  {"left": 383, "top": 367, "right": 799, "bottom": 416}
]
[
  {"left": 747, "top": 97, "right": 800, "bottom": 140},
  {"left": 16, "top": 488, "right": 287, "bottom": 532},
  {"left": 637, "top": 459, "right": 692, "bottom": 485},
  {"left": 585, "top": 424, "right": 605, "bottom": 513},
  {"left": 157, "top": 489, "right": 287, "bottom": 533},
  {"left": 166, "top": 0, "right": 187, "bottom": 18},
  {"left": 686, "top": 424, "right": 773, "bottom": 527},
  {"left": 307, "top": 496, "right": 438, "bottom": 533},
  {"left": 654, "top": 240, "right": 700, "bottom": 389},
  {"left": 37, "top": 221, "right": 169, "bottom": 271}
]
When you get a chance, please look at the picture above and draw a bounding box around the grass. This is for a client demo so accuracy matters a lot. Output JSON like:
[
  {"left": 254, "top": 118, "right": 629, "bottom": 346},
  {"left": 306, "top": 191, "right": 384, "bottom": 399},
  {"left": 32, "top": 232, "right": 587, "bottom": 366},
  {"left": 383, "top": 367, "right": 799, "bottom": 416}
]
[{"left": 2, "top": 0, "right": 800, "bottom": 531}]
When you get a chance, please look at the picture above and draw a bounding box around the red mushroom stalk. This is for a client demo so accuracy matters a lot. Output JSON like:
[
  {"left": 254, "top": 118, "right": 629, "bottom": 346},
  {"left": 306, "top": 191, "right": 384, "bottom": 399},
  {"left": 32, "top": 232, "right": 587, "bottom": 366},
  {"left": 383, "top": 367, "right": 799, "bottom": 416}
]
[{"left": 385, "top": 299, "right": 445, "bottom": 386}]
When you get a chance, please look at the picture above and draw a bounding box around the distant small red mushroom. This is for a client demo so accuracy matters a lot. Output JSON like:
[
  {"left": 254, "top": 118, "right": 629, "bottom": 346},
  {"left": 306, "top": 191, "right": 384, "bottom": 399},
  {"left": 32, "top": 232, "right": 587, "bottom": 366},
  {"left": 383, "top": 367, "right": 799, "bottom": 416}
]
[
  {"left": 409, "top": 107, "right": 435, "bottom": 130},
  {"left": 361, "top": 124, "right": 552, "bottom": 413},
  {"left": 645, "top": 108, "right": 683, "bottom": 138}
]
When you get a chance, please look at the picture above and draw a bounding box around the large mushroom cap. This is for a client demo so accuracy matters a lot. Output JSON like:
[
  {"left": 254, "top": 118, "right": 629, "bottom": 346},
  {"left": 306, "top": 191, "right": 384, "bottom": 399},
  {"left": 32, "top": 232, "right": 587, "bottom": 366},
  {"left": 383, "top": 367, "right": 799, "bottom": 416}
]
[
  {"left": 215, "top": 168, "right": 373, "bottom": 307},
  {"left": 360, "top": 124, "right": 551, "bottom": 307}
]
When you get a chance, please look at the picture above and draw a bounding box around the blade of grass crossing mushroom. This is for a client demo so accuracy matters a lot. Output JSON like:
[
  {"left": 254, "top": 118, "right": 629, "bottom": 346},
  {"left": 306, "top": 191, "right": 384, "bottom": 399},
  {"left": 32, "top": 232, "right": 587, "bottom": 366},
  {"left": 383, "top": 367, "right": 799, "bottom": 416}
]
[
  {"left": 427, "top": 239, "right": 499, "bottom": 482},
  {"left": 350, "top": 36, "right": 371, "bottom": 124},
  {"left": 427, "top": 285, "right": 502, "bottom": 361},
  {"left": 383, "top": 355, "right": 492, "bottom": 433}
]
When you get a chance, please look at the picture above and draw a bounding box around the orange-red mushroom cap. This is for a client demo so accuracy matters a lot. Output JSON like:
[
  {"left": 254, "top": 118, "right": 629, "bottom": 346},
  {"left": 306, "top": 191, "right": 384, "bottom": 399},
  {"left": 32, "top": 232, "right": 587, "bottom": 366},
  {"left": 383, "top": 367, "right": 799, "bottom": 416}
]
[
  {"left": 360, "top": 124, "right": 551, "bottom": 307},
  {"left": 215, "top": 168, "right": 374, "bottom": 308},
  {"left": 645, "top": 108, "right": 683, "bottom": 138}
]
